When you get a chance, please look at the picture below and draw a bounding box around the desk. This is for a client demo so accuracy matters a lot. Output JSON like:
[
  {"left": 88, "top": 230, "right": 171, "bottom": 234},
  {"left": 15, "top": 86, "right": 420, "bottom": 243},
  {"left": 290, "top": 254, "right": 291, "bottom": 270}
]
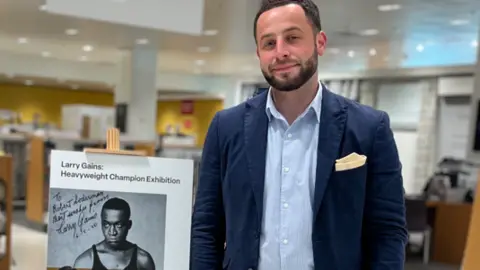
[{"left": 427, "top": 201, "right": 472, "bottom": 265}]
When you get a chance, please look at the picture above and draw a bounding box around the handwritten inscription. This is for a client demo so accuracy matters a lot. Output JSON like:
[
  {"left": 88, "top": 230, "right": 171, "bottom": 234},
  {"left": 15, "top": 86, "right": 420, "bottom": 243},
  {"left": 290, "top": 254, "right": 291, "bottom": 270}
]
[{"left": 51, "top": 191, "right": 109, "bottom": 238}]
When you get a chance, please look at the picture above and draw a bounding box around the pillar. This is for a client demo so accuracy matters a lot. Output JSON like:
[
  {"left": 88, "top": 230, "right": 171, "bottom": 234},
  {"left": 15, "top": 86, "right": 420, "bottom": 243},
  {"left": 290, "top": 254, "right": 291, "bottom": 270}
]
[{"left": 115, "top": 46, "right": 158, "bottom": 142}]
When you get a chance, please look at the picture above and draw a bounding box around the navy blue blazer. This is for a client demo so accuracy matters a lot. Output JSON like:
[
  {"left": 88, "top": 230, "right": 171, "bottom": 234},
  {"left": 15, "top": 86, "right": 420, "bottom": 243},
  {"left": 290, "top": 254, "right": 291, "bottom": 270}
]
[{"left": 191, "top": 87, "right": 408, "bottom": 270}]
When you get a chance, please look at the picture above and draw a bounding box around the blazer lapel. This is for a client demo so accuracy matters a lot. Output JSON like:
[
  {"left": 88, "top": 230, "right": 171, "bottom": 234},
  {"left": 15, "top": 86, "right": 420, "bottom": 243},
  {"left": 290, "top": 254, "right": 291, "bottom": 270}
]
[
  {"left": 313, "top": 87, "right": 348, "bottom": 219},
  {"left": 244, "top": 92, "right": 269, "bottom": 226}
]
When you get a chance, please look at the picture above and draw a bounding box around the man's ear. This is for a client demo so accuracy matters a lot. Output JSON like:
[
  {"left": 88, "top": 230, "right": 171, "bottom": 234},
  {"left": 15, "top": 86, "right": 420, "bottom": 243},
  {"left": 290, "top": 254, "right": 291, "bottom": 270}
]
[
  {"left": 127, "top": 220, "right": 132, "bottom": 229},
  {"left": 316, "top": 31, "right": 327, "bottom": 56}
]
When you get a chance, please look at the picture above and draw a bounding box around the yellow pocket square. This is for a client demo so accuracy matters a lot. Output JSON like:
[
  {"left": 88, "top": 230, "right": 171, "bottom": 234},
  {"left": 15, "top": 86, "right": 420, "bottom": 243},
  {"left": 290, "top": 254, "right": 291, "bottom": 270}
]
[{"left": 335, "top": 153, "right": 367, "bottom": 172}]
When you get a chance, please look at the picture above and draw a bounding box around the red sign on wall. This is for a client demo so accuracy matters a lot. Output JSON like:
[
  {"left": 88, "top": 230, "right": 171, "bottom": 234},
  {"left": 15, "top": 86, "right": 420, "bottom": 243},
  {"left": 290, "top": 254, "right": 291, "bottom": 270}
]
[
  {"left": 180, "top": 100, "right": 194, "bottom": 114},
  {"left": 184, "top": 119, "right": 192, "bottom": 129}
]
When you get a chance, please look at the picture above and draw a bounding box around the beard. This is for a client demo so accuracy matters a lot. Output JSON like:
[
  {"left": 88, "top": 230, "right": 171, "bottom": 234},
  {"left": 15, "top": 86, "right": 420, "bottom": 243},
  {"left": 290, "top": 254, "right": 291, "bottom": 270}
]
[{"left": 261, "top": 50, "right": 318, "bottom": 92}]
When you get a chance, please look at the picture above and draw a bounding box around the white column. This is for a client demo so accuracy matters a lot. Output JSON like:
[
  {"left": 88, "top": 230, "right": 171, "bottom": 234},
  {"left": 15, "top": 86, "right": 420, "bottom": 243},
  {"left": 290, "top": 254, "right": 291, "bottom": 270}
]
[{"left": 115, "top": 46, "right": 158, "bottom": 142}]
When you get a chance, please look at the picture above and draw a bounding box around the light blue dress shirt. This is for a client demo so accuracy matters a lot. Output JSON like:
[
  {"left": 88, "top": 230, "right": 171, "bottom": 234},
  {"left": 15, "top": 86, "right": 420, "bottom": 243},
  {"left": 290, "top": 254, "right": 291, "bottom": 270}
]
[{"left": 258, "top": 85, "right": 322, "bottom": 270}]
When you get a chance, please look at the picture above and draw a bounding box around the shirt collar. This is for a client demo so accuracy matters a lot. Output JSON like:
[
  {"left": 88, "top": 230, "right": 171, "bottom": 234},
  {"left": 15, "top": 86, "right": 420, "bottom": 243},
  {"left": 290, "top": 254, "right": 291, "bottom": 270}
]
[{"left": 265, "top": 82, "right": 323, "bottom": 122}]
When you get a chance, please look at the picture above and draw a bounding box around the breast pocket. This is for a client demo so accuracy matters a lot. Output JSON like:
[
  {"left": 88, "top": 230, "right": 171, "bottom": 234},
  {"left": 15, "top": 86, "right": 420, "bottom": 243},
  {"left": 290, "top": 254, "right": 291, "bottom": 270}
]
[
  {"left": 330, "top": 163, "right": 368, "bottom": 216},
  {"left": 331, "top": 163, "right": 368, "bottom": 193}
]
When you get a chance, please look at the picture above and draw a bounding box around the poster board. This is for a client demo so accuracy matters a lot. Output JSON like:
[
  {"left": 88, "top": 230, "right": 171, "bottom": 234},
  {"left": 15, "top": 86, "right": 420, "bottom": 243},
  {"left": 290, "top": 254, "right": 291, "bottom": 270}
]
[{"left": 45, "top": 149, "right": 194, "bottom": 270}]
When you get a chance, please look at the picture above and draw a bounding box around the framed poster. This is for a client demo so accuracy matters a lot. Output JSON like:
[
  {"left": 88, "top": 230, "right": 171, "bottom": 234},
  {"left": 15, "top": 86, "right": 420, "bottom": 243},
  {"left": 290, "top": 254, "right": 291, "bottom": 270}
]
[{"left": 46, "top": 150, "right": 194, "bottom": 270}]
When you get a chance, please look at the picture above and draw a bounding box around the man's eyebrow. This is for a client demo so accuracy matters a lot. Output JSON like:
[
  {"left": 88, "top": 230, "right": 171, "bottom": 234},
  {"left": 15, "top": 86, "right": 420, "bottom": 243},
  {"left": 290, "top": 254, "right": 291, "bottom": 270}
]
[
  {"left": 260, "top": 26, "right": 304, "bottom": 41},
  {"left": 283, "top": 26, "right": 303, "bottom": 33}
]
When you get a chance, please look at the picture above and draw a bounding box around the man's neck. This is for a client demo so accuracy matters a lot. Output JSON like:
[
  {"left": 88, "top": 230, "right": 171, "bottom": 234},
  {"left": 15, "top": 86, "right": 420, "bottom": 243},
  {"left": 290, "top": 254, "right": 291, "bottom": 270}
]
[
  {"left": 271, "top": 76, "right": 319, "bottom": 124},
  {"left": 101, "top": 240, "right": 134, "bottom": 252}
]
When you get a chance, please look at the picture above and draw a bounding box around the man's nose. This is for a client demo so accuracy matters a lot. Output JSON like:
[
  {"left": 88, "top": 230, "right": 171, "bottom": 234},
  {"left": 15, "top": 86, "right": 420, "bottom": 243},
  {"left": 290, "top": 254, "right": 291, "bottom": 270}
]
[
  {"left": 275, "top": 40, "right": 290, "bottom": 60},
  {"left": 109, "top": 227, "right": 118, "bottom": 235}
]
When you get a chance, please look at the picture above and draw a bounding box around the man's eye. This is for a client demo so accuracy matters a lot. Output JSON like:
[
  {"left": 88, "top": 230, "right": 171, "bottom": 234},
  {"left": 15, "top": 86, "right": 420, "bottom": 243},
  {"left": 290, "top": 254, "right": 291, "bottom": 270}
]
[{"left": 264, "top": 41, "right": 275, "bottom": 48}]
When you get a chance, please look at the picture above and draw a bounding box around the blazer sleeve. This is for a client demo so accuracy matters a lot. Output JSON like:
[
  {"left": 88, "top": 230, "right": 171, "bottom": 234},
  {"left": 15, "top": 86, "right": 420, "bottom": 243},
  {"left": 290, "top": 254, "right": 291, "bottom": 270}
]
[
  {"left": 190, "top": 113, "right": 226, "bottom": 270},
  {"left": 363, "top": 111, "right": 408, "bottom": 270}
]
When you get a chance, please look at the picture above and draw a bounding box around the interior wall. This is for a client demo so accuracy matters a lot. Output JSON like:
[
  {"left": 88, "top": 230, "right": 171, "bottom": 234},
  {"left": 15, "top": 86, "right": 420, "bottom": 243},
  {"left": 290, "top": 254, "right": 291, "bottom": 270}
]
[
  {"left": 0, "top": 84, "right": 223, "bottom": 147},
  {"left": 156, "top": 100, "right": 223, "bottom": 147},
  {"left": 466, "top": 68, "right": 480, "bottom": 163},
  {"left": 0, "top": 84, "right": 113, "bottom": 125},
  {"left": 375, "top": 80, "right": 431, "bottom": 195},
  {"left": 437, "top": 96, "right": 471, "bottom": 161}
]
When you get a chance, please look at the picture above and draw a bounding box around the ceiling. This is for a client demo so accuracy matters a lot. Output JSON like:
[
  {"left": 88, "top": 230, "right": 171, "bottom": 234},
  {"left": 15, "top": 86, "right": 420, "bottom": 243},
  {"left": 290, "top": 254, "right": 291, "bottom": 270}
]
[{"left": 0, "top": 0, "right": 479, "bottom": 79}]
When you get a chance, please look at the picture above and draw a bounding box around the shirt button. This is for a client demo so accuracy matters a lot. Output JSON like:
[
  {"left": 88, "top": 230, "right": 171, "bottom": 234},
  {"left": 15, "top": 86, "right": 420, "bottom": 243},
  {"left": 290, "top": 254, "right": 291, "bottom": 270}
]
[
  {"left": 283, "top": 203, "right": 289, "bottom": 208},
  {"left": 287, "top": 133, "right": 292, "bottom": 138},
  {"left": 283, "top": 239, "right": 289, "bottom": 245},
  {"left": 283, "top": 167, "right": 289, "bottom": 173}
]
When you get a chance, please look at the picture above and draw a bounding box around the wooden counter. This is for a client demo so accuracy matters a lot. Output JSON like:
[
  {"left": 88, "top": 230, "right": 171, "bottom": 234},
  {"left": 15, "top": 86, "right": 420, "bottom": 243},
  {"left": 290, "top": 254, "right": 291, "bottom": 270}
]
[
  {"left": 25, "top": 135, "right": 45, "bottom": 224},
  {"left": 428, "top": 202, "right": 472, "bottom": 265}
]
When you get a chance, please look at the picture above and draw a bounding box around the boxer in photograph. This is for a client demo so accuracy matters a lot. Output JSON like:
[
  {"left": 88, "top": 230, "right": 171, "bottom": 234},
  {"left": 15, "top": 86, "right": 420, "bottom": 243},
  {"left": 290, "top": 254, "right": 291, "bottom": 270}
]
[{"left": 73, "top": 198, "right": 155, "bottom": 270}]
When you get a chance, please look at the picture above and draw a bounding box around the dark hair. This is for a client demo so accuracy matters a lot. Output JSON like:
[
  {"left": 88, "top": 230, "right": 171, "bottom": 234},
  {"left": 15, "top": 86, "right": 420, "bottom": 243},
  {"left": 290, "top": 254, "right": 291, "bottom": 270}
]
[
  {"left": 253, "top": 0, "right": 322, "bottom": 40},
  {"left": 102, "top": 197, "right": 131, "bottom": 220}
]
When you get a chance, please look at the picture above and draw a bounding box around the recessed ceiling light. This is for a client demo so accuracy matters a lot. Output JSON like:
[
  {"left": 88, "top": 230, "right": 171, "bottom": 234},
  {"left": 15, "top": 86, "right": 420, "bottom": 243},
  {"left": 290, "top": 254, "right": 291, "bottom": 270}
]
[
  {"left": 17, "top": 37, "right": 28, "bottom": 44},
  {"left": 197, "top": 46, "right": 211, "bottom": 53},
  {"left": 65, "top": 28, "right": 79, "bottom": 36},
  {"left": 450, "top": 19, "right": 469, "bottom": 26},
  {"left": 41, "top": 51, "right": 51, "bottom": 57},
  {"left": 472, "top": 40, "right": 478, "bottom": 47},
  {"left": 195, "top": 59, "right": 206, "bottom": 66},
  {"left": 24, "top": 80, "right": 34, "bottom": 86},
  {"left": 347, "top": 50, "right": 355, "bottom": 57},
  {"left": 135, "top": 38, "right": 149, "bottom": 45},
  {"left": 79, "top": 55, "right": 88, "bottom": 61},
  {"left": 369, "top": 48, "right": 377, "bottom": 56},
  {"left": 82, "top": 45, "right": 93, "bottom": 52},
  {"left": 359, "top": 29, "right": 379, "bottom": 36},
  {"left": 203, "top": 29, "right": 218, "bottom": 36},
  {"left": 39, "top": 5, "right": 47, "bottom": 11},
  {"left": 377, "top": 4, "right": 401, "bottom": 12},
  {"left": 416, "top": 44, "right": 424, "bottom": 52}
]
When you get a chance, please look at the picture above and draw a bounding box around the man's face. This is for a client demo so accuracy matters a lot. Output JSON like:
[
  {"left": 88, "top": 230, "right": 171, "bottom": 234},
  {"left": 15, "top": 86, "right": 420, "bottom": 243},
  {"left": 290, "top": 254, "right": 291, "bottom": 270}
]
[
  {"left": 255, "top": 4, "right": 326, "bottom": 92},
  {"left": 101, "top": 209, "right": 131, "bottom": 248}
]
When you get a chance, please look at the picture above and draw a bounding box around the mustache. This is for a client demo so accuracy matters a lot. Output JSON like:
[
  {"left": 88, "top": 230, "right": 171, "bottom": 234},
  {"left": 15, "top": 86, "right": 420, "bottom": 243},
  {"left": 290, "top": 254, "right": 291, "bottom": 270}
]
[{"left": 269, "top": 61, "right": 300, "bottom": 71}]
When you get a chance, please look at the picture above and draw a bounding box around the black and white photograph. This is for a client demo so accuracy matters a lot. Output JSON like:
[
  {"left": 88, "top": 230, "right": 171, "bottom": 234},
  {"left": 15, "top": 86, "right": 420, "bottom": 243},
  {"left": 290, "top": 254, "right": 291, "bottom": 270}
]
[{"left": 46, "top": 188, "right": 167, "bottom": 270}]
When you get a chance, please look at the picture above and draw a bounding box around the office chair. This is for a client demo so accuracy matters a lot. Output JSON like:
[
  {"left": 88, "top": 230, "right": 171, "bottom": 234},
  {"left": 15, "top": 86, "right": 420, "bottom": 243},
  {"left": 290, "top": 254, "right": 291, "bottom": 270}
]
[{"left": 405, "top": 198, "right": 431, "bottom": 264}]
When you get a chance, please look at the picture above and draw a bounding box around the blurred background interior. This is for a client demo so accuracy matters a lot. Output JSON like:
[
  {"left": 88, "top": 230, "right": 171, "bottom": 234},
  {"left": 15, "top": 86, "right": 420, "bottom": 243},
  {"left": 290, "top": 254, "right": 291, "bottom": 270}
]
[{"left": 1, "top": 0, "right": 480, "bottom": 269}]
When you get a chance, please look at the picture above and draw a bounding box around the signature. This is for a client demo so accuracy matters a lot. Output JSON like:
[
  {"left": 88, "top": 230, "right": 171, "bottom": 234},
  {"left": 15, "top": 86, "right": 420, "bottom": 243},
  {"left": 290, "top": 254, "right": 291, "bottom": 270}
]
[{"left": 52, "top": 192, "right": 108, "bottom": 238}]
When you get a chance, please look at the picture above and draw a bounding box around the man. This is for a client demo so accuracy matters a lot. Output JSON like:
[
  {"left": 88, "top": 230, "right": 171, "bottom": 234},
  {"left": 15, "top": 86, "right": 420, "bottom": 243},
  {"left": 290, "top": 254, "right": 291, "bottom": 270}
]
[
  {"left": 74, "top": 197, "right": 155, "bottom": 270},
  {"left": 191, "top": 0, "right": 408, "bottom": 269}
]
